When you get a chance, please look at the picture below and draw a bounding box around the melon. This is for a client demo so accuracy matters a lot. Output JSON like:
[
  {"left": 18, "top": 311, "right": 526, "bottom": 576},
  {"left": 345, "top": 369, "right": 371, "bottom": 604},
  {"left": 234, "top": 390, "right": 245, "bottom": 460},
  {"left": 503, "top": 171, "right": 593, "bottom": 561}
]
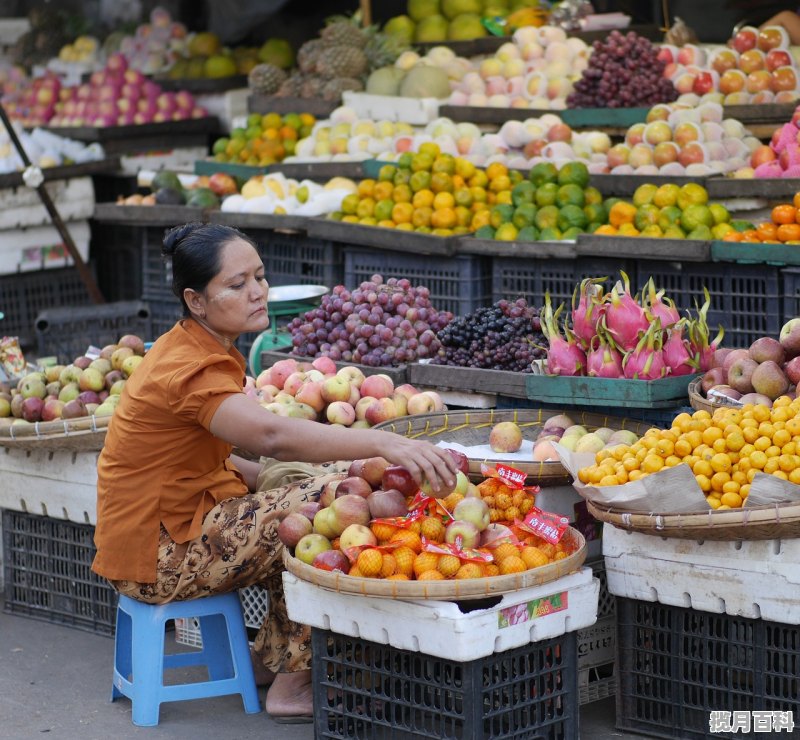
[
  {"left": 399, "top": 65, "right": 451, "bottom": 99},
  {"left": 366, "top": 66, "right": 407, "bottom": 96}
]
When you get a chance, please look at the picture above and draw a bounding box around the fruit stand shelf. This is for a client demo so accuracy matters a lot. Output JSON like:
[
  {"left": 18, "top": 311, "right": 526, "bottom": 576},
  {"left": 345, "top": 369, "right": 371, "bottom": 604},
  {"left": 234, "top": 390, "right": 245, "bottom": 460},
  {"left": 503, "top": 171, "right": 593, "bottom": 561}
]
[
  {"left": 438, "top": 104, "right": 649, "bottom": 130},
  {"left": 589, "top": 173, "right": 707, "bottom": 197},
  {"left": 41, "top": 117, "right": 221, "bottom": 155},
  {"left": 711, "top": 240, "right": 800, "bottom": 266},
  {"left": 306, "top": 218, "right": 460, "bottom": 257},
  {"left": 576, "top": 234, "right": 712, "bottom": 262},
  {"left": 407, "top": 362, "right": 529, "bottom": 399},
  {"left": 209, "top": 210, "right": 310, "bottom": 233},
  {"left": 0, "top": 158, "right": 120, "bottom": 190},
  {"left": 93, "top": 202, "right": 209, "bottom": 225},
  {"left": 458, "top": 237, "right": 577, "bottom": 258},
  {"left": 525, "top": 373, "right": 700, "bottom": 408},
  {"left": 258, "top": 346, "right": 408, "bottom": 384},
  {"left": 194, "top": 158, "right": 367, "bottom": 181},
  {"left": 723, "top": 102, "right": 797, "bottom": 124},
  {"left": 706, "top": 177, "right": 800, "bottom": 200},
  {"left": 247, "top": 94, "right": 339, "bottom": 119},
  {"left": 154, "top": 75, "right": 248, "bottom": 93}
]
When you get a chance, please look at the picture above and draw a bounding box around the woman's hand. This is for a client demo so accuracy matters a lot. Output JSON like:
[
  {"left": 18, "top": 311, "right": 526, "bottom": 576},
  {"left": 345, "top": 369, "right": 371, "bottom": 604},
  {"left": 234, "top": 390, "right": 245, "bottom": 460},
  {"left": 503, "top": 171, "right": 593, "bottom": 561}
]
[{"left": 373, "top": 435, "right": 458, "bottom": 494}]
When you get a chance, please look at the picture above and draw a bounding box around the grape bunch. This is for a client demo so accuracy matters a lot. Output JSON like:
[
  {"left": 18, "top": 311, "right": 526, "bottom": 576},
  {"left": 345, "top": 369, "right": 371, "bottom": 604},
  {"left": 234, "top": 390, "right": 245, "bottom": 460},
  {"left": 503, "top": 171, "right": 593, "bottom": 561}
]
[
  {"left": 430, "top": 298, "right": 547, "bottom": 372},
  {"left": 288, "top": 275, "right": 453, "bottom": 367},
  {"left": 567, "top": 30, "right": 678, "bottom": 109}
]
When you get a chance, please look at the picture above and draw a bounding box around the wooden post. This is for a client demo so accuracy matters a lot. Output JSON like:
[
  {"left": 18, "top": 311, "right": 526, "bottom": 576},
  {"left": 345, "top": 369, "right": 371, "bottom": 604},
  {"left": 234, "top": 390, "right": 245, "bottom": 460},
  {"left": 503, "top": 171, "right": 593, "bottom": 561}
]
[
  {"left": 360, "top": 0, "right": 371, "bottom": 27},
  {"left": 0, "top": 102, "right": 105, "bottom": 304}
]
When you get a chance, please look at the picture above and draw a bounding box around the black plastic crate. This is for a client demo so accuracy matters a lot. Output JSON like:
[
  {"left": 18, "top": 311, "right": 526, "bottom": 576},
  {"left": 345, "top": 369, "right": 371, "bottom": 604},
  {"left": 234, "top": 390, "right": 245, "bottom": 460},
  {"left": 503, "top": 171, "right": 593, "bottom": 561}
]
[
  {"left": 35, "top": 300, "right": 151, "bottom": 363},
  {"left": 90, "top": 222, "right": 143, "bottom": 302},
  {"left": 640, "top": 261, "right": 781, "bottom": 348},
  {"left": 311, "top": 627, "right": 579, "bottom": 740},
  {"left": 781, "top": 267, "right": 800, "bottom": 324},
  {"left": 344, "top": 249, "right": 492, "bottom": 317},
  {"left": 252, "top": 230, "right": 342, "bottom": 288},
  {"left": 142, "top": 226, "right": 173, "bottom": 300},
  {"left": 0, "top": 266, "right": 94, "bottom": 351},
  {"left": 616, "top": 598, "right": 800, "bottom": 740},
  {"left": 3, "top": 510, "right": 118, "bottom": 636},
  {"left": 491, "top": 258, "right": 631, "bottom": 310}
]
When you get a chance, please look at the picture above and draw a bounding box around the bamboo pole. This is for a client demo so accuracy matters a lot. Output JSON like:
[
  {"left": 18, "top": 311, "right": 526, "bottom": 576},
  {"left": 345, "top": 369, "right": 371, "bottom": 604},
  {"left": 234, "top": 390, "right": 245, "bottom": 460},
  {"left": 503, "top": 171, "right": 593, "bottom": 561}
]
[
  {"left": 0, "top": 102, "right": 105, "bottom": 304},
  {"left": 360, "top": 0, "right": 371, "bottom": 27}
]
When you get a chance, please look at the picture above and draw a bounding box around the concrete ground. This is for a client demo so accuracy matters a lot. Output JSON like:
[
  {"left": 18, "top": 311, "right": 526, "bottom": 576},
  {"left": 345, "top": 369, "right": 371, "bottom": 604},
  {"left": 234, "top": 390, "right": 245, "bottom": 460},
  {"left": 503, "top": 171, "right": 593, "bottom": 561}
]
[{"left": 0, "top": 602, "right": 648, "bottom": 740}]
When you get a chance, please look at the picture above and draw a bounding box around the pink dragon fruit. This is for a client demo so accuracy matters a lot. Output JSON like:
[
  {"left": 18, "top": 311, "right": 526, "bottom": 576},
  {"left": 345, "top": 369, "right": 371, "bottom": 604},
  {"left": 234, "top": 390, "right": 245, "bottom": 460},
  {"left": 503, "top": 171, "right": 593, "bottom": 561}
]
[
  {"left": 687, "top": 288, "right": 724, "bottom": 372},
  {"left": 622, "top": 319, "right": 669, "bottom": 380},
  {"left": 586, "top": 327, "right": 624, "bottom": 378},
  {"left": 602, "top": 271, "right": 651, "bottom": 352},
  {"left": 571, "top": 277, "right": 606, "bottom": 349},
  {"left": 662, "top": 320, "right": 699, "bottom": 377},
  {"left": 540, "top": 293, "right": 586, "bottom": 376},
  {"left": 643, "top": 277, "right": 680, "bottom": 328}
]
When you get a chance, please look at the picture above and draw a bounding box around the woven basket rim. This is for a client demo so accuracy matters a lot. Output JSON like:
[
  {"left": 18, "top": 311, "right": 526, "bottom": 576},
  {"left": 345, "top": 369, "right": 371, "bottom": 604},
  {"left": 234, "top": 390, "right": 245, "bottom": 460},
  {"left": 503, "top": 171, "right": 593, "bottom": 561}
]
[
  {"left": 586, "top": 497, "right": 800, "bottom": 539},
  {"left": 372, "top": 408, "right": 653, "bottom": 485},
  {"left": 283, "top": 527, "right": 587, "bottom": 600},
  {"left": 0, "top": 415, "right": 110, "bottom": 451},
  {"left": 688, "top": 377, "right": 721, "bottom": 414}
]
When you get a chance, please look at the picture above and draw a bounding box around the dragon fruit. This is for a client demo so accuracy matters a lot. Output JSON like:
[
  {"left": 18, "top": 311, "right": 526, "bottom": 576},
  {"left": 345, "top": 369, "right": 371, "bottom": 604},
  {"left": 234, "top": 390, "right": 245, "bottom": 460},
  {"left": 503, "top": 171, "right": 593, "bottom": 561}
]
[
  {"left": 643, "top": 277, "right": 680, "bottom": 328},
  {"left": 687, "top": 288, "right": 724, "bottom": 372},
  {"left": 603, "top": 270, "right": 650, "bottom": 352},
  {"left": 586, "top": 327, "right": 624, "bottom": 378},
  {"left": 540, "top": 293, "right": 586, "bottom": 376},
  {"left": 571, "top": 277, "right": 606, "bottom": 349},
  {"left": 662, "top": 320, "right": 698, "bottom": 377},
  {"left": 622, "top": 319, "right": 669, "bottom": 380}
]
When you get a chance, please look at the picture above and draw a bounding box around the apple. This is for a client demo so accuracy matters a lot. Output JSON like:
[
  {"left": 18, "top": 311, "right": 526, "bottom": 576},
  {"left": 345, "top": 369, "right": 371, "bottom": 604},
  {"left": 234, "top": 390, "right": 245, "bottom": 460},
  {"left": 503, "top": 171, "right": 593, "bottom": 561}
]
[
  {"left": 784, "top": 356, "right": 800, "bottom": 386},
  {"left": 489, "top": 421, "right": 523, "bottom": 453},
  {"left": 277, "top": 511, "right": 313, "bottom": 548},
  {"left": 21, "top": 396, "right": 44, "bottom": 422},
  {"left": 294, "top": 381, "right": 324, "bottom": 412},
  {"left": 367, "top": 489, "right": 408, "bottom": 519},
  {"left": 104, "top": 370, "right": 125, "bottom": 390},
  {"left": 77, "top": 391, "right": 101, "bottom": 406},
  {"left": 208, "top": 172, "right": 238, "bottom": 197},
  {"left": 445, "top": 448, "right": 469, "bottom": 476},
  {"left": 728, "top": 358, "right": 758, "bottom": 394},
  {"left": 329, "top": 494, "right": 371, "bottom": 535},
  {"left": 269, "top": 358, "right": 299, "bottom": 389},
  {"left": 78, "top": 367, "right": 105, "bottom": 393},
  {"left": 58, "top": 383, "right": 80, "bottom": 403},
  {"left": 360, "top": 375, "right": 394, "bottom": 399},
  {"left": 382, "top": 465, "right": 419, "bottom": 497},
  {"left": 88, "top": 358, "right": 112, "bottom": 375},
  {"left": 336, "top": 366, "right": 365, "bottom": 388},
  {"left": 393, "top": 383, "right": 419, "bottom": 402},
  {"left": 313, "top": 507, "right": 339, "bottom": 539},
  {"left": 118, "top": 334, "right": 146, "bottom": 355},
  {"left": 339, "top": 523, "right": 377, "bottom": 550},
  {"left": 283, "top": 371, "right": 307, "bottom": 396},
  {"left": 701, "top": 367, "right": 726, "bottom": 394},
  {"left": 296, "top": 501, "right": 322, "bottom": 522},
  {"left": 295, "top": 533, "right": 332, "bottom": 565},
  {"left": 453, "top": 497, "right": 490, "bottom": 532},
  {"left": 723, "top": 348, "right": 751, "bottom": 373},
  {"left": 319, "top": 479, "right": 342, "bottom": 507},
  {"left": 364, "top": 397, "right": 397, "bottom": 426},
  {"left": 336, "top": 476, "right": 372, "bottom": 499},
  {"left": 480, "top": 523, "right": 516, "bottom": 548},
  {"left": 444, "top": 519, "right": 481, "bottom": 549},
  {"left": 19, "top": 376, "right": 46, "bottom": 399},
  {"left": 62, "top": 398, "right": 88, "bottom": 419},
  {"left": 355, "top": 456, "right": 390, "bottom": 487},
  {"left": 312, "top": 356, "right": 337, "bottom": 374},
  {"left": 121, "top": 354, "right": 144, "bottom": 378},
  {"left": 731, "top": 27, "right": 758, "bottom": 55},
  {"left": 354, "top": 396, "right": 377, "bottom": 421},
  {"left": 420, "top": 391, "right": 444, "bottom": 411},
  {"left": 312, "top": 549, "right": 349, "bottom": 573},
  {"left": 41, "top": 398, "right": 65, "bottom": 421}
]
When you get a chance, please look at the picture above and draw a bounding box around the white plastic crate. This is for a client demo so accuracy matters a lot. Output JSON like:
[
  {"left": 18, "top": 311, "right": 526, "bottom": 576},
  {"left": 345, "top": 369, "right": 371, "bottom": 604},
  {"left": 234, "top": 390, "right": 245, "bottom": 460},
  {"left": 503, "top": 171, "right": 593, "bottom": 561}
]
[
  {"left": 0, "top": 177, "right": 94, "bottom": 229},
  {"left": 0, "top": 220, "right": 91, "bottom": 275},
  {"left": 174, "top": 584, "right": 269, "bottom": 648},
  {"left": 0, "top": 446, "right": 99, "bottom": 524},
  {"left": 603, "top": 523, "right": 800, "bottom": 623},
  {"left": 284, "top": 567, "right": 598, "bottom": 663}
]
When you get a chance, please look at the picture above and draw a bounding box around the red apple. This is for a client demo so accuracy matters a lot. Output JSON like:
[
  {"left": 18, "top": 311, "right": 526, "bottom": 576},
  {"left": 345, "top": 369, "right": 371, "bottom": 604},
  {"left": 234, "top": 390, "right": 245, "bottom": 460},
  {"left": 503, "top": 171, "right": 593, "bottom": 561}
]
[
  {"left": 766, "top": 49, "right": 793, "bottom": 73},
  {"left": 381, "top": 465, "right": 418, "bottom": 497},
  {"left": 731, "top": 27, "right": 758, "bottom": 55}
]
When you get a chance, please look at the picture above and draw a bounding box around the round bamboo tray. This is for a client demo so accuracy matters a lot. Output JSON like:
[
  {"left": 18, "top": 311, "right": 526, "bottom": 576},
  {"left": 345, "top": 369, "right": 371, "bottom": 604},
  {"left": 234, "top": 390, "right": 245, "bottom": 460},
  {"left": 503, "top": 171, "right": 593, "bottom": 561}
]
[
  {"left": 0, "top": 415, "right": 110, "bottom": 451},
  {"left": 688, "top": 377, "right": 721, "bottom": 414},
  {"left": 283, "top": 527, "right": 587, "bottom": 601},
  {"left": 586, "top": 498, "right": 800, "bottom": 540},
  {"left": 372, "top": 408, "right": 652, "bottom": 485}
]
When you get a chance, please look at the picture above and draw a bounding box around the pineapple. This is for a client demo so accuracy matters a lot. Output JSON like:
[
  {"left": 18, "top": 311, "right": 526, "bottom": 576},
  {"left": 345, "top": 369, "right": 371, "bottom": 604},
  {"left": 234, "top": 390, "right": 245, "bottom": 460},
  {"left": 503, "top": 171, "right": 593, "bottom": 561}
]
[
  {"left": 315, "top": 45, "right": 368, "bottom": 80},
  {"left": 275, "top": 73, "right": 307, "bottom": 97},
  {"left": 247, "top": 64, "right": 287, "bottom": 95},
  {"left": 320, "top": 16, "right": 368, "bottom": 49},
  {"left": 297, "top": 38, "right": 326, "bottom": 74},
  {"left": 300, "top": 76, "right": 326, "bottom": 98},
  {"left": 321, "top": 77, "right": 364, "bottom": 101},
  {"left": 364, "top": 32, "right": 409, "bottom": 71}
]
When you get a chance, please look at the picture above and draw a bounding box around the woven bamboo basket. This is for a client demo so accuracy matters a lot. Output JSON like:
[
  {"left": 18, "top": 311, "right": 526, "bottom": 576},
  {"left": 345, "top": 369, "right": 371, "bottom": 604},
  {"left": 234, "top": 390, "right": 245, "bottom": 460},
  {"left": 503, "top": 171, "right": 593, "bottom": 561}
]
[
  {"left": 283, "top": 527, "right": 586, "bottom": 601},
  {"left": 586, "top": 498, "right": 800, "bottom": 540},
  {"left": 688, "top": 377, "right": 722, "bottom": 414},
  {"left": 0, "top": 415, "right": 110, "bottom": 452},
  {"left": 372, "top": 408, "right": 652, "bottom": 485}
]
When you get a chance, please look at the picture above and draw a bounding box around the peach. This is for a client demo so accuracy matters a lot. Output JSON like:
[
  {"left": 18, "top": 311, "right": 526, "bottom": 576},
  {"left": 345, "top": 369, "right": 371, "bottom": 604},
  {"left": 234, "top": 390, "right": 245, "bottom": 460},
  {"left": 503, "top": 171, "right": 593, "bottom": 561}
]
[
  {"left": 629, "top": 144, "right": 654, "bottom": 169},
  {"left": 644, "top": 121, "right": 672, "bottom": 145},
  {"left": 653, "top": 141, "right": 680, "bottom": 167},
  {"left": 738, "top": 49, "right": 766, "bottom": 74},
  {"left": 719, "top": 69, "right": 746, "bottom": 95}
]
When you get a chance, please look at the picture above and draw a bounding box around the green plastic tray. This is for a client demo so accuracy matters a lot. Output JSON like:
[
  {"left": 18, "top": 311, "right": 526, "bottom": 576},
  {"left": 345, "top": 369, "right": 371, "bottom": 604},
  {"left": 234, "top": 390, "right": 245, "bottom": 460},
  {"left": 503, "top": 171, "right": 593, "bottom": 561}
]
[
  {"left": 525, "top": 373, "right": 700, "bottom": 409},
  {"left": 711, "top": 240, "right": 800, "bottom": 266},
  {"left": 559, "top": 107, "right": 650, "bottom": 128}
]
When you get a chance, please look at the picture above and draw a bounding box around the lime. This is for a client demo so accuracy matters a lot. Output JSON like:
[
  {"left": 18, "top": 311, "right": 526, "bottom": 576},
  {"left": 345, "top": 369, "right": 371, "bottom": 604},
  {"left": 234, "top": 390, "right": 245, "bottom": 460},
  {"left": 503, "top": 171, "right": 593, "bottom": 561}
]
[
  {"left": 634, "top": 204, "right": 660, "bottom": 232},
  {"left": 586, "top": 222, "right": 604, "bottom": 234},
  {"left": 687, "top": 224, "right": 713, "bottom": 240},
  {"left": 512, "top": 203, "right": 537, "bottom": 229},
  {"left": 409, "top": 170, "right": 431, "bottom": 192},
  {"left": 475, "top": 225, "right": 496, "bottom": 239},
  {"left": 529, "top": 162, "right": 558, "bottom": 187},
  {"left": 535, "top": 182, "right": 558, "bottom": 207},
  {"left": 374, "top": 199, "right": 395, "bottom": 221},
  {"left": 584, "top": 186, "right": 603, "bottom": 206},
  {"left": 539, "top": 226, "right": 562, "bottom": 241},
  {"left": 658, "top": 205, "right": 682, "bottom": 232},
  {"left": 730, "top": 219, "right": 755, "bottom": 232},
  {"left": 557, "top": 161, "right": 589, "bottom": 189},
  {"left": 517, "top": 225, "right": 539, "bottom": 242},
  {"left": 397, "top": 152, "right": 413, "bottom": 169},
  {"left": 393, "top": 168, "right": 411, "bottom": 186},
  {"left": 511, "top": 181, "right": 535, "bottom": 206},
  {"left": 556, "top": 183, "right": 585, "bottom": 208},
  {"left": 247, "top": 112, "right": 262, "bottom": 128},
  {"left": 494, "top": 223, "right": 519, "bottom": 241},
  {"left": 489, "top": 204, "right": 514, "bottom": 229},
  {"left": 584, "top": 203, "right": 607, "bottom": 224},
  {"left": 378, "top": 164, "right": 397, "bottom": 182}
]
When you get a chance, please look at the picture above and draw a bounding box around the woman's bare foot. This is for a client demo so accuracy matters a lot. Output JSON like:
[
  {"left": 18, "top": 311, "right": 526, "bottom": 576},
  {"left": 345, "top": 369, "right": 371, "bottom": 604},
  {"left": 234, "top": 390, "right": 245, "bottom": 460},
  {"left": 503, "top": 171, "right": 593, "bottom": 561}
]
[{"left": 265, "top": 669, "right": 313, "bottom": 719}]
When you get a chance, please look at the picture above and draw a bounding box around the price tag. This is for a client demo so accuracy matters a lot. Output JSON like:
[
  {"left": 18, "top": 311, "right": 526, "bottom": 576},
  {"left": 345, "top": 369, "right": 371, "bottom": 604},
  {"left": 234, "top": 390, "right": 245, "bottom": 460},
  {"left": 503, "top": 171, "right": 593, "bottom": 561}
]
[
  {"left": 421, "top": 536, "right": 493, "bottom": 564},
  {"left": 518, "top": 507, "right": 570, "bottom": 544},
  {"left": 480, "top": 462, "right": 539, "bottom": 494}
]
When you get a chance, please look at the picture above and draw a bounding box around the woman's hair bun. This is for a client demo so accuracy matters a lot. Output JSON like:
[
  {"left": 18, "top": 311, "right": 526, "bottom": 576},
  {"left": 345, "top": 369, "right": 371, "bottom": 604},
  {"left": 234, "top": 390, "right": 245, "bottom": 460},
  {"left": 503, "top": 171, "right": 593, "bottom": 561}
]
[{"left": 163, "top": 222, "right": 203, "bottom": 256}]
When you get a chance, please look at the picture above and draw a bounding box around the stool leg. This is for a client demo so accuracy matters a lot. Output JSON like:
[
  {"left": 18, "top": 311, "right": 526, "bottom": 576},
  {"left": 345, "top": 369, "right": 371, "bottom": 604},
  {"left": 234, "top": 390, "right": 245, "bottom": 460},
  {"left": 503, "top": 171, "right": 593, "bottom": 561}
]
[
  {"left": 129, "top": 609, "right": 167, "bottom": 727},
  {"left": 223, "top": 611, "right": 261, "bottom": 714},
  {"left": 198, "top": 613, "right": 235, "bottom": 680},
  {"left": 111, "top": 606, "right": 132, "bottom": 702}
]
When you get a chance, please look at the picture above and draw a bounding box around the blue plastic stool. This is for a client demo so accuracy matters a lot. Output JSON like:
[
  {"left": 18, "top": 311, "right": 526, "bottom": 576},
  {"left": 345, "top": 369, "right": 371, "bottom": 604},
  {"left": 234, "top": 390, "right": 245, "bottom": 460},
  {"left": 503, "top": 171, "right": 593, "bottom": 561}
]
[{"left": 111, "top": 592, "right": 262, "bottom": 726}]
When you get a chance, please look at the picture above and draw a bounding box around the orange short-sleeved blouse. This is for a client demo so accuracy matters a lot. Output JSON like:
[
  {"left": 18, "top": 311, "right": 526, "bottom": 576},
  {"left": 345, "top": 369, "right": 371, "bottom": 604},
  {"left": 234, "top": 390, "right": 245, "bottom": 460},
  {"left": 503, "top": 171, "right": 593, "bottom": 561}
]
[{"left": 92, "top": 319, "right": 250, "bottom": 583}]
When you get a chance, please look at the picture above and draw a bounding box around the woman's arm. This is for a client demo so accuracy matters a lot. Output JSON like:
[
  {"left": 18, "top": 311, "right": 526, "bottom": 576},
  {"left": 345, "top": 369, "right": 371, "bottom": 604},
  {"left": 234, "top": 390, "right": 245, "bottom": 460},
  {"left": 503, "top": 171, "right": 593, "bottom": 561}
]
[
  {"left": 210, "top": 394, "right": 458, "bottom": 493},
  {"left": 230, "top": 453, "right": 262, "bottom": 491},
  {"left": 761, "top": 11, "right": 800, "bottom": 45}
]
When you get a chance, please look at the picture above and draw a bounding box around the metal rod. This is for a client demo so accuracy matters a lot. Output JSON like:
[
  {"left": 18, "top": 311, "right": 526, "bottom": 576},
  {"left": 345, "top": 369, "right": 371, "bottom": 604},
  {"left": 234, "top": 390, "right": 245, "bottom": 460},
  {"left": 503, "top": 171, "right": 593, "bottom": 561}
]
[
  {"left": 360, "top": 0, "right": 371, "bottom": 27},
  {"left": 0, "top": 101, "right": 105, "bottom": 304}
]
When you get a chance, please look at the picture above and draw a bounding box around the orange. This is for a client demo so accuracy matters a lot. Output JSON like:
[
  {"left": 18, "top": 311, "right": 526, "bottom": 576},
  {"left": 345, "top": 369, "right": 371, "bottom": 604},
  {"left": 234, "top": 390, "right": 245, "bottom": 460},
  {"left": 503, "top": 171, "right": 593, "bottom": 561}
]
[
  {"left": 431, "top": 207, "right": 457, "bottom": 230},
  {"left": 493, "top": 542, "right": 521, "bottom": 562},
  {"left": 484, "top": 563, "right": 500, "bottom": 577},
  {"left": 392, "top": 546, "right": 416, "bottom": 576},
  {"left": 756, "top": 222, "right": 778, "bottom": 241},
  {"left": 471, "top": 210, "right": 491, "bottom": 230},
  {"left": 430, "top": 172, "right": 453, "bottom": 194},
  {"left": 418, "top": 570, "right": 445, "bottom": 580},
  {"left": 778, "top": 223, "right": 800, "bottom": 242},
  {"left": 722, "top": 231, "right": 743, "bottom": 242},
  {"left": 390, "top": 529, "right": 422, "bottom": 553},
  {"left": 455, "top": 563, "right": 484, "bottom": 579},
  {"left": 413, "top": 552, "right": 440, "bottom": 577},
  {"left": 495, "top": 493, "right": 513, "bottom": 510},
  {"left": 357, "top": 179, "right": 376, "bottom": 199},
  {"left": 485, "top": 162, "right": 508, "bottom": 181},
  {"left": 385, "top": 573, "right": 409, "bottom": 581},
  {"left": 348, "top": 566, "right": 363, "bottom": 577},
  {"left": 393, "top": 184, "right": 412, "bottom": 203},
  {"left": 420, "top": 516, "right": 445, "bottom": 543},
  {"left": 379, "top": 553, "right": 397, "bottom": 578},
  {"left": 772, "top": 204, "right": 797, "bottom": 225},
  {"left": 411, "top": 206, "right": 433, "bottom": 228},
  {"left": 442, "top": 491, "right": 465, "bottom": 510},
  {"left": 437, "top": 554, "right": 461, "bottom": 577},
  {"left": 793, "top": 191, "right": 800, "bottom": 210},
  {"left": 499, "top": 556, "right": 526, "bottom": 575},
  {"left": 392, "top": 202, "right": 413, "bottom": 224},
  {"left": 371, "top": 522, "right": 398, "bottom": 542},
  {"left": 609, "top": 201, "right": 637, "bottom": 227},
  {"left": 356, "top": 548, "right": 383, "bottom": 577},
  {"left": 521, "top": 546, "right": 549, "bottom": 569},
  {"left": 432, "top": 191, "right": 455, "bottom": 210},
  {"left": 412, "top": 189, "right": 434, "bottom": 208}
]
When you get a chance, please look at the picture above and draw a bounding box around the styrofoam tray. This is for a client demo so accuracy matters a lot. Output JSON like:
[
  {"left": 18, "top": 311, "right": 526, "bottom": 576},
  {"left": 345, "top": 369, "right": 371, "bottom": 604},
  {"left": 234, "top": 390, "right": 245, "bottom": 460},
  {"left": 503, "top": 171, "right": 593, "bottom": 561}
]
[
  {"left": 603, "top": 523, "right": 800, "bottom": 623},
  {"left": 341, "top": 91, "right": 444, "bottom": 125},
  {"left": 0, "top": 177, "right": 94, "bottom": 230},
  {"left": 0, "top": 446, "right": 99, "bottom": 524},
  {"left": 0, "top": 220, "right": 91, "bottom": 275},
  {"left": 284, "top": 567, "right": 598, "bottom": 662}
]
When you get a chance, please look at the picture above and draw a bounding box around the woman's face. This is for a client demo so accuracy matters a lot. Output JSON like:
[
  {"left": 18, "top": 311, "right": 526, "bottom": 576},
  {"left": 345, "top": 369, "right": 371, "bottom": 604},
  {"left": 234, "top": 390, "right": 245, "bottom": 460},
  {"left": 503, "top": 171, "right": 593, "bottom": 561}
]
[{"left": 198, "top": 238, "right": 269, "bottom": 340}]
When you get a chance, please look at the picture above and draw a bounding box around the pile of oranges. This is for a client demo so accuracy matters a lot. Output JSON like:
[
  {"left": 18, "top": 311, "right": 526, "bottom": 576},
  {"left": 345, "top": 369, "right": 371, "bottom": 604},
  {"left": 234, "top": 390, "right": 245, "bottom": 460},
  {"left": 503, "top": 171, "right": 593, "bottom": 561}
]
[
  {"left": 578, "top": 400, "right": 800, "bottom": 510},
  {"left": 341, "top": 515, "right": 570, "bottom": 581},
  {"left": 477, "top": 477, "right": 536, "bottom": 522},
  {"left": 331, "top": 144, "right": 516, "bottom": 237},
  {"left": 721, "top": 197, "right": 800, "bottom": 244}
]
